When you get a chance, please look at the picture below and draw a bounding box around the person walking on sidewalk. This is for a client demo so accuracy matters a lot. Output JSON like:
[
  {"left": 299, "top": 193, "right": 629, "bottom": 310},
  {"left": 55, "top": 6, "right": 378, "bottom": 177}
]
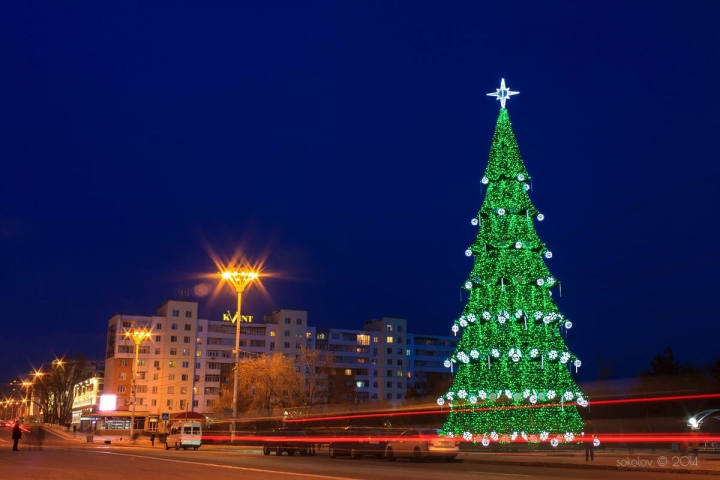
[
  {"left": 583, "top": 420, "right": 595, "bottom": 461},
  {"left": 12, "top": 421, "right": 23, "bottom": 451},
  {"left": 150, "top": 434, "right": 156, "bottom": 447}
]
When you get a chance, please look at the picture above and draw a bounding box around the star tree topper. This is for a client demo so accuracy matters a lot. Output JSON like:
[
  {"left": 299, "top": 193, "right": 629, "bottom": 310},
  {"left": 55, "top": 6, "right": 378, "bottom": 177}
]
[{"left": 487, "top": 78, "right": 519, "bottom": 108}]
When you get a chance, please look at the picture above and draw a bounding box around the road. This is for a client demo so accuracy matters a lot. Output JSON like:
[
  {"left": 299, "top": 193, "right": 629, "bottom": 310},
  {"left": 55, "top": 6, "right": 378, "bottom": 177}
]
[{"left": 0, "top": 429, "right": 706, "bottom": 479}]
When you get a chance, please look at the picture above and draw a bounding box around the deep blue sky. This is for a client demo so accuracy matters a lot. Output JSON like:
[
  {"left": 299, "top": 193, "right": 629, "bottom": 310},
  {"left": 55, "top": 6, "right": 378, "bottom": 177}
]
[{"left": 1, "top": 1, "right": 719, "bottom": 384}]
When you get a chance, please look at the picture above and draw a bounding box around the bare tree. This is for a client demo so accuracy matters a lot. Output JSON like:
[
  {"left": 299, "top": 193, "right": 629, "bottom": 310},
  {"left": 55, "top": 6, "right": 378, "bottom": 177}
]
[{"left": 34, "top": 356, "right": 87, "bottom": 425}]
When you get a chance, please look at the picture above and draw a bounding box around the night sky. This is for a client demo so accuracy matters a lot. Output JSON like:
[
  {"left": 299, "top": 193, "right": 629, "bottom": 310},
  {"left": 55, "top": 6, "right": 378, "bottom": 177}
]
[{"left": 2, "top": 1, "right": 719, "bottom": 384}]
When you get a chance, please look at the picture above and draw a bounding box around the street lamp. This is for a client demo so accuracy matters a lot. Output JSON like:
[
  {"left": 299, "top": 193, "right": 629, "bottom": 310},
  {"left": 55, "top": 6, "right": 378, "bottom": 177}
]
[
  {"left": 21, "top": 380, "right": 31, "bottom": 420},
  {"left": 124, "top": 327, "right": 152, "bottom": 443},
  {"left": 220, "top": 269, "right": 258, "bottom": 441}
]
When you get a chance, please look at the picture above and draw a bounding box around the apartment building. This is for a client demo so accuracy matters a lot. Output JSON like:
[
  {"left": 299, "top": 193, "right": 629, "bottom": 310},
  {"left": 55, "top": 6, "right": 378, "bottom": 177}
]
[{"left": 98, "top": 300, "right": 457, "bottom": 431}]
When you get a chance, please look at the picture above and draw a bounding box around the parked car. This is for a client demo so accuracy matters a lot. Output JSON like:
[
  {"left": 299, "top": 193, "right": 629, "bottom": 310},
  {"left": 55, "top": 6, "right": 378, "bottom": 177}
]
[
  {"left": 262, "top": 429, "right": 311, "bottom": 456},
  {"left": 385, "top": 428, "right": 459, "bottom": 462},
  {"left": 328, "top": 427, "right": 389, "bottom": 459}
]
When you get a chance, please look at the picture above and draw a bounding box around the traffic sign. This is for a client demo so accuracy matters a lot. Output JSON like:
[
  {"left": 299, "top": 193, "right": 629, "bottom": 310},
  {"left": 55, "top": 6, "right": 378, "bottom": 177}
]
[{"left": 161, "top": 413, "right": 169, "bottom": 420}]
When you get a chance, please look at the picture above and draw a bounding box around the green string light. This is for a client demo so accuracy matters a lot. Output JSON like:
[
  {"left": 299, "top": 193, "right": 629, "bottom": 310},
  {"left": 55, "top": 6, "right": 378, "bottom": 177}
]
[{"left": 441, "top": 108, "right": 586, "bottom": 446}]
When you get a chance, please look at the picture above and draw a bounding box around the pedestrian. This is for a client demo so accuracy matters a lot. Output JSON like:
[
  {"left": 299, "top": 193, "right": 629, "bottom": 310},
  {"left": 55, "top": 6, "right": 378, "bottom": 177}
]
[
  {"left": 583, "top": 425, "right": 595, "bottom": 461},
  {"left": 690, "top": 429, "right": 700, "bottom": 458},
  {"left": 12, "top": 421, "right": 22, "bottom": 451},
  {"left": 150, "top": 433, "right": 156, "bottom": 447}
]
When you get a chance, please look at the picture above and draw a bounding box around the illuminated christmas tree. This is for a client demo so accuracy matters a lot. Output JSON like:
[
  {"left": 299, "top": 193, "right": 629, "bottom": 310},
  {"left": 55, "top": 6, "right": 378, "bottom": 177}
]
[{"left": 440, "top": 80, "right": 587, "bottom": 447}]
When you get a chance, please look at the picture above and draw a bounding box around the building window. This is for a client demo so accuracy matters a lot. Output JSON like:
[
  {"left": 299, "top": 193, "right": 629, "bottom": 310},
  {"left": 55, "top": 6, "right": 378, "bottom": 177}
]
[
  {"left": 151, "top": 399, "right": 157, "bottom": 406},
  {"left": 387, "top": 359, "right": 392, "bottom": 365},
  {"left": 295, "top": 343, "right": 300, "bottom": 349},
  {"left": 386, "top": 336, "right": 394, "bottom": 344},
  {"left": 170, "top": 348, "right": 177, "bottom": 355},
  {"left": 284, "top": 330, "right": 290, "bottom": 337},
  {"left": 182, "top": 374, "right": 189, "bottom": 381},
  {"left": 397, "top": 382, "right": 403, "bottom": 388},
  {"left": 152, "top": 386, "right": 158, "bottom": 394},
  {"left": 196, "top": 350, "right": 202, "bottom": 357},
  {"left": 166, "top": 400, "right": 173, "bottom": 407},
  {"left": 397, "top": 348, "right": 403, "bottom": 355},
  {"left": 357, "top": 334, "right": 370, "bottom": 346},
  {"left": 396, "top": 359, "right": 403, "bottom": 366},
  {"left": 284, "top": 342, "right": 290, "bottom": 349},
  {"left": 156, "top": 323, "right": 163, "bottom": 330},
  {"left": 171, "top": 323, "right": 178, "bottom": 330},
  {"left": 386, "top": 324, "right": 393, "bottom": 332},
  {"left": 122, "top": 321, "right": 131, "bottom": 328},
  {"left": 198, "top": 325, "right": 203, "bottom": 332},
  {"left": 397, "top": 394, "right": 403, "bottom": 399},
  {"left": 344, "top": 369, "right": 352, "bottom": 376},
  {"left": 172, "top": 310, "right": 179, "bottom": 317},
  {"left": 185, "top": 311, "right": 192, "bottom": 318},
  {"left": 296, "top": 318, "right": 302, "bottom": 325},
  {"left": 270, "top": 331, "right": 276, "bottom": 337},
  {"left": 155, "top": 348, "right": 161, "bottom": 355},
  {"left": 182, "top": 361, "right": 189, "bottom": 368},
  {"left": 183, "top": 336, "right": 190, "bottom": 343},
  {"left": 153, "top": 374, "right": 159, "bottom": 380},
  {"left": 397, "top": 370, "right": 403, "bottom": 377},
  {"left": 317, "top": 333, "right": 325, "bottom": 340},
  {"left": 182, "top": 349, "right": 190, "bottom": 356},
  {"left": 284, "top": 318, "right": 291, "bottom": 324},
  {"left": 373, "top": 381, "right": 378, "bottom": 387},
  {"left": 386, "top": 370, "right": 392, "bottom": 377},
  {"left": 155, "top": 335, "right": 162, "bottom": 342},
  {"left": 170, "top": 336, "right": 178, "bottom": 342},
  {"left": 168, "top": 387, "right": 174, "bottom": 394},
  {"left": 398, "top": 326, "right": 404, "bottom": 332},
  {"left": 386, "top": 394, "right": 392, "bottom": 400},
  {"left": 387, "top": 382, "right": 392, "bottom": 388},
  {"left": 270, "top": 342, "right": 275, "bottom": 350},
  {"left": 119, "top": 373, "right": 127, "bottom": 380},
  {"left": 387, "top": 348, "right": 392, "bottom": 354},
  {"left": 169, "top": 374, "right": 175, "bottom": 381},
  {"left": 184, "top": 324, "right": 191, "bottom": 330},
  {"left": 180, "top": 387, "right": 188, "bottom": 395},
  {"left": 117, "top": 386, "right": 126, "bottom": 393},
  {"left": 373, "top": 370, "right": 378, "bottom": 377},
  {"left": 168, "top": 361, "right": 176, "bottom": 368}
]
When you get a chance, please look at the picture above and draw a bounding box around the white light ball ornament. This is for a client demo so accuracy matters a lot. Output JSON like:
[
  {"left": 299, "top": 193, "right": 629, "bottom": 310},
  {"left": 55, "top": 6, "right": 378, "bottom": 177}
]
[
  {"left": 550, "top": 438, "right": 559, "bottom": 447},
  {"left": 481, "top": 176, "right": 489, "bottom": 185},
  {"left": 537, "top": 214, "right": 545, "bottom": 221},
  {"left": 465, "top": 281, "right": 473, "bottom": 290},
  {"left": 478, "top": 390, "right": 487, "bottom": 400},
  {"left": 539, "top": 432, "right": 549, "bottom": 442},
  {"left": 458, "top": 390, "right": 468, "bottom": 399},
  {"left": 463, "top": 431, "right": 473, "bottom": 441},
  {"left": 451, "top": 324, "right": 459, "bottom": 335},
  {"left": 517, "top": 174, "right": 525, "bottom": 181},
  {"left": 515, "top": 242, "right": 522, "bottom": 249},
  {"left": 459, "top": 318, "right": 468, "bottom": 327},
  {"left": 537, "top": 278, "right": 545, "bottom": 286},
  {"left": 468, "top": 313, "right": 476, "bottom": 323},
  {"left": 469, "top": 395, "right": 478, "bottom": 404},
  {"left": 545, "top": 251, "right": 553, "bottom": 259},
  {"left": 470, "top": 349, "right": 480, "bottom": 359},
  {"left": 437, "top": 398, "right": 445, "bottom": 406},
  {"left": 498, "top": 208, "right": 506, "bottom": 216},
  {"left": 483, "top": 311, "right": 491, "bottom": 320},
  {"left": 471, "top": 218, "right": 479, "bottom": 226},
  {"left": 481, "top": 437, "right": 490, "bottom": 447},
  {"left": 443, "top": 360, "right": 452, "bottom": 368},
  {"left": 593, "top": 437, "right": 601, "bottom": 447},
  {"left": 465, "top": 249, "right": 473, "bottom": 257},
  {"left": 523, "top": 184, "right": 530, "bottom": 191},
  {"left": 564, "top": 432, "right": 575, "bottom": 442},
  {"left": 529, "top": 395, "right": 538, "bottom": 404}
]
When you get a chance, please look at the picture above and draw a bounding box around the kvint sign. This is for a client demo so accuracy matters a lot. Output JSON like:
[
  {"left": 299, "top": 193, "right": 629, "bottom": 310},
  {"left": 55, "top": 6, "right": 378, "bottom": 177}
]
[{"left": 222, "top": 311, "right": 253, "bottom": 323}]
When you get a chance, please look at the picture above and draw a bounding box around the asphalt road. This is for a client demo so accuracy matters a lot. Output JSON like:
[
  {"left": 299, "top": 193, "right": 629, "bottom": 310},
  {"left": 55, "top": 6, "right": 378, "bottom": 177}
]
[{"left": 0, "top": 429, "right": 705, "bottom": 480}]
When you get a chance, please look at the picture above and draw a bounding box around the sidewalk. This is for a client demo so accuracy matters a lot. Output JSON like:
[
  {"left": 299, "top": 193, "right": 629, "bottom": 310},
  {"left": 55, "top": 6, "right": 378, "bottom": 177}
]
[{"left": 460, "top": 450, "right": 720, "bottom": 476}]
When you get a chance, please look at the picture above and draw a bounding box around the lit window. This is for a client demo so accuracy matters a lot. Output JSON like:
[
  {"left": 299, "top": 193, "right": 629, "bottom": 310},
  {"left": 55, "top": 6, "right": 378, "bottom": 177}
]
[
  {"left": 387, "top": 336, "right": 394, "bottom": 344},
  {"left": 196, "top": 350, "right": 202, "bottom": 357},
  {"left": 270, "top": 331, "right": 276, "bottom": 337},
  {"left": 317, "top": 333, "right": 325, "bottom": 340},
  {"left": 386, "top": 324, "right": 393, "bottom": 332},
  {"left": 168, "top": 361, "right": 176, "bottom": 368},
  {"left": 345, "top": 369, "right": 352, "bottom": 376},
  {"left": 357, "top": 334, "right": 370, "bottom": 346}
]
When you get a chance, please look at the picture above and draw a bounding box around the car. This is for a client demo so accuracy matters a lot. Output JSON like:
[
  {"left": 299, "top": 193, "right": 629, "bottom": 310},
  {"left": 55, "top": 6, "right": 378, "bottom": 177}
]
[
  {"left": 262, "top": 428, "right": 311, "bottom": 456},
  {"left": 328, "top": 427, "right": 389, "bottom": 459},
  {"left": 385, "top": 428, "right": 459, "bottom": 462}
]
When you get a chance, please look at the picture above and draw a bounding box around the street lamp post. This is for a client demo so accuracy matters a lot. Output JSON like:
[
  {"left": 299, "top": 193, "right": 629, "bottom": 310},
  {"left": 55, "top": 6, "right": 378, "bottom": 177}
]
[
  {"left": 221, "top": 269, "right": 258, "bottom": 442},
  {"left": 124, "top": 328, "right": 152, "bottom": 443},
  {"left": 21, "top": 380, "right": 31, "bottom": 420}
]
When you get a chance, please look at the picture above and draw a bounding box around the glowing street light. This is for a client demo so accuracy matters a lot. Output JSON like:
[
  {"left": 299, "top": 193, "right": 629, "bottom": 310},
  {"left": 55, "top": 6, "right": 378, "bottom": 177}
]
[
  {"left": 220, "top": 269, "right": 258, "bottom": 441},
  {"left": 124, "top": 327, "right": 153, "bottom": 443}
]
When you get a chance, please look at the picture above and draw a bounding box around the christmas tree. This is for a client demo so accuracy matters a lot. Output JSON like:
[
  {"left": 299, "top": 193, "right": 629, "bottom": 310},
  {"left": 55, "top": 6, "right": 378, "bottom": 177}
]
[{"left": 440, "top": 80, "right": 587, "bottom": 446}]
